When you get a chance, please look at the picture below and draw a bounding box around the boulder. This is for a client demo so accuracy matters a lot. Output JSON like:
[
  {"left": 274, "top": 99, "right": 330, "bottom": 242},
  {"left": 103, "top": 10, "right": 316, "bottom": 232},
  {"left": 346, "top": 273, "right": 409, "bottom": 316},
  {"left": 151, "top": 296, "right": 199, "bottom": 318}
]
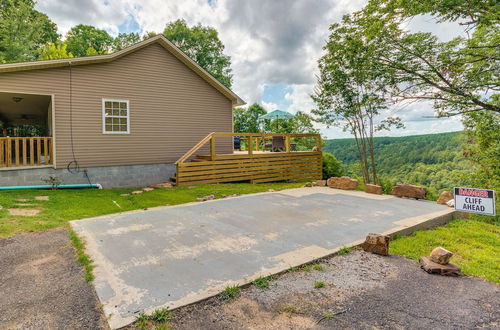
[
  {"left": 304, "top": 182, "right": 314, "bottom": 187},
  {"left": 327, "top": 176, "right": 359, "bottom": 190},
  {"left": 430, "top": 247, "right": 453, "bottom": 265},
  {"left": 361, "top": 233, "right": 390, "bottom": 256},
  {"left": 142, "top": 187, "right": 155, "bottom": 192},
  {"left": 446, "top": 199, "right": 455, "bottom": 207},
  {"left": 391, "top": 184, "right": 426, "bottom": 199},
  {"left": 316, "top": 180, "right": 327, "bottom": 187},
  {"left": 437, "top": 191, "right": 454, "bottom": 205},
  {"left": 419, "top": 256, "right": 461, "bottom": 276},
  {"left": 365, "top": 184, "right": 383, "bottom": 195}
]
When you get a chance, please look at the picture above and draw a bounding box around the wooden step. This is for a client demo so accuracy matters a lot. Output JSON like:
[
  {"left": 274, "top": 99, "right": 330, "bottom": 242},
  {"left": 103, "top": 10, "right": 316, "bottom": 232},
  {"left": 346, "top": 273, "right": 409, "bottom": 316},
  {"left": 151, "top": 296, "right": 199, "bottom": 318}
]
[{"left": 170, "top": 176, "right": 177, "bottom": 182}]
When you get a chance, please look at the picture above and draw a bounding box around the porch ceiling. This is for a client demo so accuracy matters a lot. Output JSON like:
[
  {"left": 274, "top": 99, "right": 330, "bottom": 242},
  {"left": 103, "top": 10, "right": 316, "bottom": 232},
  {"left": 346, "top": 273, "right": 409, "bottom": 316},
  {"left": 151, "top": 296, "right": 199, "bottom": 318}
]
[{"left": 0, "top": 92, "right": 51, "bottom": 124}]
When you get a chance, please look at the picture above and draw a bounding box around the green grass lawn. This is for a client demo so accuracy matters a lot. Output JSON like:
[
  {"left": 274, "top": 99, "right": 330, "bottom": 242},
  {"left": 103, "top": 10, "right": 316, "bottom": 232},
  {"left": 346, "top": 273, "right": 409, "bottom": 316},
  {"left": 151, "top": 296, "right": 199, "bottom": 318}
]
[
  {"left": 0, "top": 182, "right": 304, "bottom": 238},
  {"left": 390, "top": 219, "right": 500, "bottom": 283}
]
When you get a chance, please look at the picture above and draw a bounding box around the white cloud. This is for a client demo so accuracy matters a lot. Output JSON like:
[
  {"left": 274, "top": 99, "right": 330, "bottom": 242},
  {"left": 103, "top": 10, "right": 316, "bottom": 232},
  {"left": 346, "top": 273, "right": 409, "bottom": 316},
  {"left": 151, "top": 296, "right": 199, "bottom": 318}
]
[{"left": 35, "top": 0, "right": 464, "bottom": 139}]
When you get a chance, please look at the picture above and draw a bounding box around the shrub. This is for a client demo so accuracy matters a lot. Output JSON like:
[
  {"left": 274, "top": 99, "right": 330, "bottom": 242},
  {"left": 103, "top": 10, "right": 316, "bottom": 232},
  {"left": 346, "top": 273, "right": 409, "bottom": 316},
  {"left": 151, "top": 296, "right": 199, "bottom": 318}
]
[{"left": 322, "top": 152, "right": 344, "bottom": 179}]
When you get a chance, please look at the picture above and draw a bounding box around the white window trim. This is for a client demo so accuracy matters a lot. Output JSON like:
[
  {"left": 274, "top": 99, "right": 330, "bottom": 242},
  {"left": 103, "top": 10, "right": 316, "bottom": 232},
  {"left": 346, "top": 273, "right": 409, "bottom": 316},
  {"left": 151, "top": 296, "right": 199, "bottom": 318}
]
[{"left": 102, "top": 98, "right": 130, "bottom": 134}]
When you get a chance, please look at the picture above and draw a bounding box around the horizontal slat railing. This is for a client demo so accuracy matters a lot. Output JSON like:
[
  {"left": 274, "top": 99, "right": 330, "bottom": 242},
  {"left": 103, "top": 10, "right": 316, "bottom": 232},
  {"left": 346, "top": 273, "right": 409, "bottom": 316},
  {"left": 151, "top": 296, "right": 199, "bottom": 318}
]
[
  {"left": 175, "top": 132, "right": 322, "bottom": 185},
  {"left": 0, "top": 137, "right": 53, "bottom": 168}
]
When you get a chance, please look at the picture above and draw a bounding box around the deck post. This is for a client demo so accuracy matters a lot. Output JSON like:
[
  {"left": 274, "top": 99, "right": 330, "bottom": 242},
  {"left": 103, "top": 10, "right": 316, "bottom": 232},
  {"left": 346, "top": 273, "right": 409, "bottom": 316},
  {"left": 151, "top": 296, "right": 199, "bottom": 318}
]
[
  {"left": 210, "top": 136, "right": 216, "bottom": 160},
  {"left": 248, "top": 136, "right": 253, "bottom": 156},
  {"left": 316, "top": 135, "right": 322, "bottom": 151},
  {"left": 285, "top": 134, "right": 291, "bottom": 153}
]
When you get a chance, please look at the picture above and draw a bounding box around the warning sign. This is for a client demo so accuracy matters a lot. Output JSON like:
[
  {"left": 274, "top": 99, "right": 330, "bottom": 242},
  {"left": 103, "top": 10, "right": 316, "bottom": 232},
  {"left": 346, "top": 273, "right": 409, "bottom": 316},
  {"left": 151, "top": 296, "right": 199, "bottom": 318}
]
[{"left": 454, "top": 187, "right": 496, "bottom": 216}]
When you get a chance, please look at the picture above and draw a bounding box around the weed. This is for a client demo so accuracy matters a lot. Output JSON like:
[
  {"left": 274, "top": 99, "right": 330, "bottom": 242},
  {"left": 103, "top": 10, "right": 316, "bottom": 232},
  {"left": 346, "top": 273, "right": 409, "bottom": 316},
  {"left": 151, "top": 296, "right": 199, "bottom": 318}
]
[
  {"left": 322, "top": 311, "right": 334, "bottom": 319},
  {"left": 288, "top": 266, "right": 300, "bottom": 272},
  {"left": 314, "top": 281, "right": 326, "bottom": 288},
  {"left": 150, "top": 308, "right": 174, "bottom": 323},
  {"left": 392, "top": 234, "right": 404, "bottom": 240},
  {"left": 277, "top": 304, "right": 303, "bottom": 317},
  {"left": 220, "top": 285, "right": 240, "bottom": 301},
  {"left": 69, "top": 230, "right": 94, "bottom": 282},
  {"left": 312, "top": 264, "right": 324, "bottom": 271},
  {"left": 337, "top": 246, "right": 351, "bottom": 255},
  {"left": 134, "top": 308, "right": 174, "bottom": 329},
  {"left": 134, "top": 312, "right": 149, "bottom": 329},
  {"left": 253, "top": 276, "right": 269, "bottom": 289}
]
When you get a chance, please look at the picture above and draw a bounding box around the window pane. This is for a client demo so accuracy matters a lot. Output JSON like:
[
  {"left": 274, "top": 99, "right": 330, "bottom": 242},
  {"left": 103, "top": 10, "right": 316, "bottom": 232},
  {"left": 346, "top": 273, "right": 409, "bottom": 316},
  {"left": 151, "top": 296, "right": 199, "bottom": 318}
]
[
  {"left": 113, "top": 102, "right": 119, "bottom": 108},
  {"left": 112, "top": 118, "right": 119, "bottom": 124},
  {"left": 105, "top": 118, "right": 112, "bottom": 124},
  {"left": 105, "top": 124, "right": 112, "bottom": 131},
  {"left": 105, "top": 108, "right": 112, "bottom": 115},
  {"left": 112, "top": 109, "right": 119, "bottom": 116},
  {"left": 120, "top": 109, "right": 127, "bottom": 116},
  {"left": 120, "top": 102, "right": 127, "bottom": 109},
  {"left": 105, "top": 101, "right": 112, "bottom": 108},
  {"left": 120, "top": 125, "right": 127, "bottom": 131},
  {"left": 120, "top": 118, "right": 127, "bottom": 124}
]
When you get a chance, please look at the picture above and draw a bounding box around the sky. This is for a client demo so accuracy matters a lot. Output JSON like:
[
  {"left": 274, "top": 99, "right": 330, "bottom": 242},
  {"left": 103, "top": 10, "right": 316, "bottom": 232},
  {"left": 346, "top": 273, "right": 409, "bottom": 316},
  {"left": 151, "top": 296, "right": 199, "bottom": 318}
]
[{"left": 35, "top": 0, "right": 466, "bottom": 138}]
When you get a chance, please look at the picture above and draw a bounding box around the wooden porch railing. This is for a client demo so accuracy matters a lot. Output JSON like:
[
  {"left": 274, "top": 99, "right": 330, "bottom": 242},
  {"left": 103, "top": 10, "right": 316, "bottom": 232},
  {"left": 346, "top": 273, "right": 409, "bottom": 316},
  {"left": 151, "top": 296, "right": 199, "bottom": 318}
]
[
  {"left": 175, "top": 132, "right": 322, "bottom": 185},
  {"left": 0, "top": 137, "right": 54, "bottom": 168}
]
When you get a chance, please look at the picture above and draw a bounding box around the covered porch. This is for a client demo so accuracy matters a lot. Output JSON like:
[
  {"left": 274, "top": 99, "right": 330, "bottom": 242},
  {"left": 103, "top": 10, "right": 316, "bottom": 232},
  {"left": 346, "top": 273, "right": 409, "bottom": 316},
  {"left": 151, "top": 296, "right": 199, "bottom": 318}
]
[{"left": 0, "top": 91, "right": 54, "bottom": 168}]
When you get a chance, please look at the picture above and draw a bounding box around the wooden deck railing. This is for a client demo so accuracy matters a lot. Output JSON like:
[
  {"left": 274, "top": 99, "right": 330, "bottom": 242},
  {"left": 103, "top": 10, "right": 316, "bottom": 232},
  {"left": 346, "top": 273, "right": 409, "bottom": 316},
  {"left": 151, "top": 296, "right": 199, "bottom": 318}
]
[
  {"left": 0, "top": 137, "right": 54, "bottom": 168},
  {"left": 175, "top": 132, "right": 322, "bottom": 185}
]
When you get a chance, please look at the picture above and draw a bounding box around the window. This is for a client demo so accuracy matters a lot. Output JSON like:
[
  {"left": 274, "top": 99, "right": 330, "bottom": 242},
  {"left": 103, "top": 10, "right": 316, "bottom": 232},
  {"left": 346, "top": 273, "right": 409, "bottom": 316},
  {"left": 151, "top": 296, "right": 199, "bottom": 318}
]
[{"left": 102, "top": 99, "right": 129, "bottom": 134}]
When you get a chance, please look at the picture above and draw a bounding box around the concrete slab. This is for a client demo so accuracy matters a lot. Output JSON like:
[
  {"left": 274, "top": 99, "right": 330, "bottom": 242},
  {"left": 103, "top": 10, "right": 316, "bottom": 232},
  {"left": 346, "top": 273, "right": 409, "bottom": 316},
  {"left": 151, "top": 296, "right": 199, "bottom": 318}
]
[{"left": 71, "top": 187, "right": 455, "bottom": 329}]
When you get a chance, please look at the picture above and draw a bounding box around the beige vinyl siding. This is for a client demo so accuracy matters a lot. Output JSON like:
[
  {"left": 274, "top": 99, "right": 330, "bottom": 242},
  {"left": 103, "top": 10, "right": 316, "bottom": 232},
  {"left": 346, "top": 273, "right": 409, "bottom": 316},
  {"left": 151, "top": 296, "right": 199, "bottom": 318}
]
[{"left": 0, "top": 43, "right": 233, "bottom": 168}]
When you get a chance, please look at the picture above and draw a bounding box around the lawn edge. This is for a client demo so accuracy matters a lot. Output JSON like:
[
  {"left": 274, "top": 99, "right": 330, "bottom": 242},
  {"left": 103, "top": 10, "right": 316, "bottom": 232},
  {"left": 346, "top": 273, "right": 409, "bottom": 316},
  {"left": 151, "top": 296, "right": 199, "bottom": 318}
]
[{"left": 69, "top": 229, "right": 95, "bottom": 282}]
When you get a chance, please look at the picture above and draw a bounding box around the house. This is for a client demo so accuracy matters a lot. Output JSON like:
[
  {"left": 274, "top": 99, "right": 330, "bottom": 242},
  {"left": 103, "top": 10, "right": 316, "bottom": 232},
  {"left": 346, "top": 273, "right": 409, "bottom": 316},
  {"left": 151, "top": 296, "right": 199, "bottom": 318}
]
[{"left": 0, "top": 35, "right": 245, "bottom": 188}]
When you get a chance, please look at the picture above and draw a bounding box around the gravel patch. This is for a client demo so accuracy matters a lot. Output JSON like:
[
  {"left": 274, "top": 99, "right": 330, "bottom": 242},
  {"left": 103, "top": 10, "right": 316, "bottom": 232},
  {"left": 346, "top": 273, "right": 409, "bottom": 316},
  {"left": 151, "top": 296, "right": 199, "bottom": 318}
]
[
  {"left": 0, "top": 230, "right": 107, "bottom": 330},
  {"left": 161, "top": 250, "right": 499, "bottom": 330}
]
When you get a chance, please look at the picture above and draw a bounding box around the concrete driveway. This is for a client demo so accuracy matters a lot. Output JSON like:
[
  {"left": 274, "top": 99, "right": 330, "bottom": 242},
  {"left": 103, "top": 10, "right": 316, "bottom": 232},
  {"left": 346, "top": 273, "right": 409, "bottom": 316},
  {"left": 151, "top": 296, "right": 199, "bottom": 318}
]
[{"left": 71, "top": 187, "right": 454, "bottom": 329}]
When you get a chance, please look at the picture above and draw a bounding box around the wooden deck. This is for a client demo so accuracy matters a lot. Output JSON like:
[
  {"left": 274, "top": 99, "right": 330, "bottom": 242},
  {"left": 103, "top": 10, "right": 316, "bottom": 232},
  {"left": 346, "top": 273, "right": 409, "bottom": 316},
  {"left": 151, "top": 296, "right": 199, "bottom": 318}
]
[{"left": 175, "top": 133, "right": 322, "bottom": 186}]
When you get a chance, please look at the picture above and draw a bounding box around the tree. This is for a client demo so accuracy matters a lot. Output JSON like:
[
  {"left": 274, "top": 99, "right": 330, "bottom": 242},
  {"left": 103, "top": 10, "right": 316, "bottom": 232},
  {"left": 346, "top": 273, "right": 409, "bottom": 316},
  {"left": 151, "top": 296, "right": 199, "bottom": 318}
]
[
  {"left": 65, "top": 24, "right": 114, "bottom": 57},
  {"left": 163, "top": 19, "right": 232, "bottom": 88},
  {"left": 233, "top": 103, "right": 267, "bottom": 133},
  {"left": 312, "top": 15, "right": 403, "bottom": 184},
  {"left": 38, "top": 42, "right": 73, "bottom": 60},
  {"left": 358, "top": 0, "right": 499, "bottom": 116},
  {"left": 0, "top": 0, "right": 58, "bottom": 63},
  {"left": 113, "top": 32, "right": 141, "bottom": 51}
]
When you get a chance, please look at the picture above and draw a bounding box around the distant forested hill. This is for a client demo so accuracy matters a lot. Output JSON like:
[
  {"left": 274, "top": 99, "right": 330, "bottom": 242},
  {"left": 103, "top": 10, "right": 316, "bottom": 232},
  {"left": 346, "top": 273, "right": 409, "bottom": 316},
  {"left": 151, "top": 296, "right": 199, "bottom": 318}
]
[{"left": 324, "top": 131, "right": 476, "bottom": 196}]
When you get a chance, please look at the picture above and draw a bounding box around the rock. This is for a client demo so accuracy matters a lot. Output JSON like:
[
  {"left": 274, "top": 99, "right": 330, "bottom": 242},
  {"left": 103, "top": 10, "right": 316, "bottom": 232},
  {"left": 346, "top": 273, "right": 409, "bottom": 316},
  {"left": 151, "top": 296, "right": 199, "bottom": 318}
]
[
  {"left": 365, "top": 184, "right": 383, "bottom": 195},
  {"left": 391, "top": 184, "right": 426, "bottom": 199},
  {"left": 316, "top": 180, "right": 327, "bottom": 187},
  {"left": 35, "top": 196, "right": 49, "bottom": 201},
  {"left": 196, "top": 195, "right": 215, "bottom": 202},
  {"left": 430, "top": 247, "right": 453, "bottom": 265},
  {"left": 437, "top": 191, "right": 454, "bottom": 205},
  {"left": 419, "top": 256, "right": 461, "bottom": 276},
  {"left": 8, "top": 208, "right": 41, "bottom": 216},
  {"left": 131, "top": 190, "right": 143, "bottom": 195},
  {"left": 153, "top": 182, "right": 174, "bottom": 188},
  {"left": 446, "top": 199, "right": 455, "bottom": 207},
  {"left": 361, "top": 233, "right": 390, "bottom": 256},
  {"left": 327, "top": 176, "right": 359, "bottom": 190},
  {"left": 143, "top": 187, "right": 154, "bottom": 192}
]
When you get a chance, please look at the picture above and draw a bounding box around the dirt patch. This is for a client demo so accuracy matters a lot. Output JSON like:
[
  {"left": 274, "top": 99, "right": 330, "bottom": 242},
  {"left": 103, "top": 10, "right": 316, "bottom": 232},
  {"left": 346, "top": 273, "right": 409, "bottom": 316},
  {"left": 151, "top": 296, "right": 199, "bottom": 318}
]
[
  {"left": 0, "top": 229, "right": 108, "bottom": 330},
  {"left": 156, "top": 250, "right": 499, "bottom": 330},
  {"left": 35, "top": 196, "right": 50, "bottom": 201},
  {"left": 8, "top": 208, "right": 42, "bottom": 216}
]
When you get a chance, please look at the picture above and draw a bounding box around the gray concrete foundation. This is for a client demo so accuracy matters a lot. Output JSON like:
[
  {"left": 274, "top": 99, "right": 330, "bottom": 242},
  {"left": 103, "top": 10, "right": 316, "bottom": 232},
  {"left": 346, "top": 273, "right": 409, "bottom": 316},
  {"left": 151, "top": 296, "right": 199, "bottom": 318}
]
[{"left": 0, "top": 163, "right": 175, "bottom": 188}]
